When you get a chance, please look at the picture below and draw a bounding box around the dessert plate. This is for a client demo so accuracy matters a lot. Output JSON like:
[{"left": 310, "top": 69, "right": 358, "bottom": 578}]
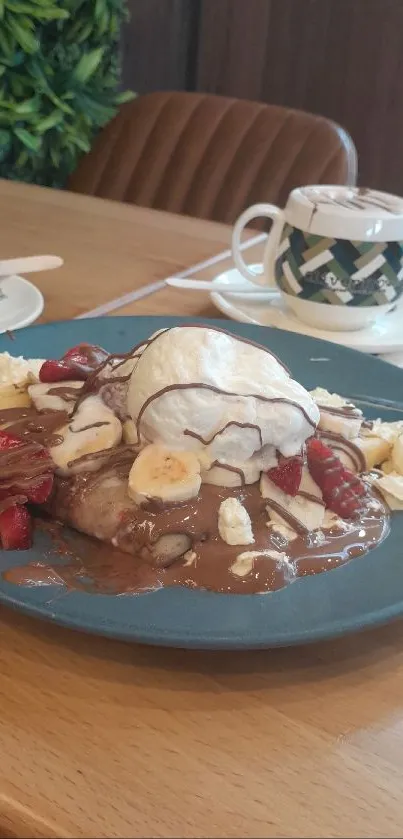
[
  {"left": 0, "top": 275, "right": 44, "bottom": 333},
  {"left": 210, "top": 266, "right": 403, "bottom": 355},
  {"left": 1, "top": 315, "right": 403, "bottom": 650}
]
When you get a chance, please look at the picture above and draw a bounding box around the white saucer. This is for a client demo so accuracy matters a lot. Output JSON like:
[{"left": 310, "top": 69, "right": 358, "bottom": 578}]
[
  {"left": 210, "top": 266, "right": 403, "bottom": 355},
  {"left": 0, "top": 275, "right": 44, "bottom": 333}
]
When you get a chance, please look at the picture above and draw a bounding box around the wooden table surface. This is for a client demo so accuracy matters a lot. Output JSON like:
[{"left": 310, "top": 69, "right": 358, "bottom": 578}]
[{"left": 1, "top": 180, "right": 403, "bottom": 839}]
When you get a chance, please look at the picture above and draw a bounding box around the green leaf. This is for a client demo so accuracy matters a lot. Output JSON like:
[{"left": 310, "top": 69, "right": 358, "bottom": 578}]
[
  {"left": 5, "top": 0, "right": 67, "bottom": 11},
  {"left": 49, "top": 145, "right": 61, "bottom": 168},
  {"left": 70, "top": 134, "right": 90, "bottom": 152},
  {"left": 6, "top": 19, "right": 39, "bottom": 53},
  {"left": 0, "top": 128, "right": 11, "bottom": 161},
  {"left": 0, "top": 28, "right": 13, "bottom": 58},
  {"left": 14, "top": 126, "right": 41, "bottom": 151},
  {"left": 36, "top": 109, "right": 63, "bottom": 132},
  {"left": 94, "top": 0, "right": 105, "bottom": 20},
  {"left": 76, "top": 21, "right": 94, "bottom": 43},
  {"left": 115, "top": 90, "right": 136, "bottom": 105},
  {"left": 0, "top": 0, "right": 4, "bottom": 20},
  {"left": 73, "top": 47, "right": 105, "bottom": 83},
  {"left": 45, "top": 89, "right": 74, "bottom": 115},
  {"left": 16, "top": 148, "right": 29, "bottom": 166},
  {"left": 14, "top": 96, "right": 40, "bottom": 114}
]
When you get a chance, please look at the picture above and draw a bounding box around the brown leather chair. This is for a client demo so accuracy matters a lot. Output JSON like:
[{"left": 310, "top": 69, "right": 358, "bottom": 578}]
[{"left": 68, "top": 91, "right": 357, "bottom": 225}]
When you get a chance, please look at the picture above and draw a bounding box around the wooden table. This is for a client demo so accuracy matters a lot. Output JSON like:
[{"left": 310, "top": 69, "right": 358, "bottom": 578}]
[{"left": 1, "top": 180, "right": 403, "bottom": 839}]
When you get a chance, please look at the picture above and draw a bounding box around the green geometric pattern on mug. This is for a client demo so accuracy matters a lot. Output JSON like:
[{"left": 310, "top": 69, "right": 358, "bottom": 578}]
[{"left": 275, "top": 223, "right": 403, "bottom": 307}]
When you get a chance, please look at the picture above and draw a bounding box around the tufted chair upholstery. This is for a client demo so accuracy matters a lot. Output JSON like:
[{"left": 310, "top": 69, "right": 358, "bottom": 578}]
[{"left": 68, "top": 91, "right": 357, "bottom": 225}]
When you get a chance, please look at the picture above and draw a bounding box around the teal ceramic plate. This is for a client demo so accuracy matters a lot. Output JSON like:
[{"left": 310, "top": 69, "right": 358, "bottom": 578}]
[{"left": 0, "top": 316, "right": 402, "bottom": 649}]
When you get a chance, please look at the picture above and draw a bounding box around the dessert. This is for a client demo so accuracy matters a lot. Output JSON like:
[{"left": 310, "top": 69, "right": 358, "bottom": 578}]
[{"left": 0, "top": 325, "right": 398, "bottom": 596}]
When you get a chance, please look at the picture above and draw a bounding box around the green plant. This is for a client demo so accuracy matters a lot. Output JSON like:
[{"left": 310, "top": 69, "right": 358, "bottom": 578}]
[{"left": 0, "top": 0, "right": 133, "bottom": 187}]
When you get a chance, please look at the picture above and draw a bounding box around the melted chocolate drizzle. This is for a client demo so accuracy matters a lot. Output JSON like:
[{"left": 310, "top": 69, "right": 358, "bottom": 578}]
[
  {"left": 136, "top": 384, "right": 316, "bottom": 438},
  {"left": 184, "top": 421, "right": 263, "bottom": 447}
]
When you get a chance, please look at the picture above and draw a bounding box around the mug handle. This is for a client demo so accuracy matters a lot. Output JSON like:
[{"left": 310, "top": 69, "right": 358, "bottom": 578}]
[{"left": 232, "top": 203, "right": 286, "bottom": 287}]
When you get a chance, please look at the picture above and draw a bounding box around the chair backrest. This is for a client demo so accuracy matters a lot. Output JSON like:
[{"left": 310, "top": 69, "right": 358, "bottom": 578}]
[{"left": 68, "top": 91, "right": 357, "bottom": 225}]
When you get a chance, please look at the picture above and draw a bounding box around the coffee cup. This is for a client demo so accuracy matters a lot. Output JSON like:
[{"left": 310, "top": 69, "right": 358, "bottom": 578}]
[{"left": 232, "top": 185, "right": 403, "bottom": 331}]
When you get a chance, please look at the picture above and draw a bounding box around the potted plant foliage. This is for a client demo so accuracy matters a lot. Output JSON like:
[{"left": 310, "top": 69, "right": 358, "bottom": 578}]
[{"left": 0, "top": 0, "right": 133, "bottom": 187}]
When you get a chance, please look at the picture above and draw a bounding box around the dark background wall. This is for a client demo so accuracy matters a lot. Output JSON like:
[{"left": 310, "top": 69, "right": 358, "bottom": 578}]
[{"left": 123, "top": 0, "right": 403, "bottom": 195}]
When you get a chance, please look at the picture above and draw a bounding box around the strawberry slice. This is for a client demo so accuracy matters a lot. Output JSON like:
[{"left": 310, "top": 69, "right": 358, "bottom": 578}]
[
  {"left": 266, "top": 454, "right": 303, "bottom": 496},
  {"left": 39, "top": 343, "right": 109, "bottom": 383},
  {"left": 0, "top": 430, "right": 54, "bottom": 505},
  {"left": 25, "top": 474, "right": 54, "bottom": 504},
  {"left": 0, "top": 504, "right": 32, "bottom": 550},
  {"left": 306, "top": 437, "right": 367, "bottom": 519},
  {"left": 39, "top": 359, "right": 76, "bottom": 383}
]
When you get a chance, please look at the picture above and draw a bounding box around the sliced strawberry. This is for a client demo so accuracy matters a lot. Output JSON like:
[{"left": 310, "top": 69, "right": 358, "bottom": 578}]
[
  {"left": 39, "top": 359, "right": 76, "bottom": 383},
  {"left": 25, "top": 474, "right": 54, "bottom": 504},
  {"left": 0, "top": 430, "right": 54, "bottom": 506},
  {"left": 0, "top": 504, "right": 32, "bottom": 550},
  {"left": 39, "top": 344, "right": 109, "bottom": 384},
  {"left": 266, "top": 454, "right": 303, "bottom": 496},
  {"left": 306, "top": 437, "right": 367, "bottom": 519},
  {"left": 0, "top": 430, "right": 23, "bottom": 452}
]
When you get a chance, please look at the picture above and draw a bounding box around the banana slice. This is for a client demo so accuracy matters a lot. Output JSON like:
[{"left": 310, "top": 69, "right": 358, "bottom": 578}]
[
  {"left": 0, "top": 383, "right": 31, "bottom": 411},
  {"left": 29, "top": 381, "right": 83, "bottom": 415},
  {"left": 122, "top": 419, "right": 139, "bottom": 445},
  {"left": 128, "top": 444, "right": 201, "bottom": 505},
  {"left": 391, "top": 433, "right": 403, "bottom": 475},
  {"left": 49, "top": 395, "right": 122, "bottom": 475},
  {"left": 356, "top": 435, "right": 391, "bottom": 470},
  {"left": 374, "top": 473, "right": 403, "bottom": 511}
]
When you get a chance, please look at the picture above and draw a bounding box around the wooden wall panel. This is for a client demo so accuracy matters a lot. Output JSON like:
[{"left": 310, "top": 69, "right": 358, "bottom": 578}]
[
  {"left": 196, "top": 0, "right": 403, "bottom": 194},
  {"left": 122, "top": 0, "right": 196, "bottom": 93}
]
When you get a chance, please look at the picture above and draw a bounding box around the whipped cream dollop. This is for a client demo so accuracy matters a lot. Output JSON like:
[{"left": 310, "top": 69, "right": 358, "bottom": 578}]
[
  {"left": 0, "top": 352, "right": 44, "bottom": 385},
  {"left": 127, "top": 326, "right": 319, "bottom": 473}
]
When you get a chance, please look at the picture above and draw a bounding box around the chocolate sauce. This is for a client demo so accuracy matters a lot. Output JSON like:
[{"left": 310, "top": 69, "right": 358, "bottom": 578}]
[
  {"left": 61, "top": 344, "right": 110, "bottom": 380},
  {"left": 136, "top": 384, "right": 316, "bottom": 438},
  {"left": 48, "top": 386, "right": 83, "bottom": 401},
  {"left": 0, "top": 437, "right": 54, "bottom": 512},
  {"left": 69, "top": 421, "right": 110, "bottom": 433},
  {"left": 209, "top": 461, "right": 246, "bottom": 484},
  {"left": 0, "top": 406, "right": 68, "bottom": 446},
  {"left": 4, "top": 475, "right": 389, "bottom": 596},
  {"left": 184, "top": 421, "right": 263, "bottom": 448},
  {"left": 317, "top": 403, "right": 362, "bottom": 418}
]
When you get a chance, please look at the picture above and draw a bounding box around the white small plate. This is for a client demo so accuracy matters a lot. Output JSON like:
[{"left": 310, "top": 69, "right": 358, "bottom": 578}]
[
  {"left": 210, "top": 266, "right": 403, "bottom": 355},
  {"left": 0, "top": 275, "right": 44, "bottom": 333}
]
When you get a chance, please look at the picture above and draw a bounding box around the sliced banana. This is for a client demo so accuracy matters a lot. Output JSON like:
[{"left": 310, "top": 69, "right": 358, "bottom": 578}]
[
  {"left": 128, "top": 444, "right": 201, "bottom": 505},
  {"left": 29, "top": 380, "right": 83, "bottom": 415},
  {"left": 355, "top": 435, "right": 391, "bottom": 470},
  {"left": 49, "top": 395, "right": 122, "bottom": 475},
  {"left": 0, "top": 383, "right": 31, "bottom": 411},
  {"left": 122, "top": 419, "right": 139, "bottom": 445},
  {"left": 151, "top": 534, "right": 192, "bottom": 567},
  {"left": 391, "top": 433, "right": 403, "bottom": 475},
  {"left": 374, "top": 473, "right": 403, "bottom": 511}
]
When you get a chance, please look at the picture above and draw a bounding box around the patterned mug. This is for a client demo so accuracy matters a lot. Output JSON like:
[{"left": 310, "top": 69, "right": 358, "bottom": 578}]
[{"left": 232, "top": 185, "right": 403, "bottom": 331}]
